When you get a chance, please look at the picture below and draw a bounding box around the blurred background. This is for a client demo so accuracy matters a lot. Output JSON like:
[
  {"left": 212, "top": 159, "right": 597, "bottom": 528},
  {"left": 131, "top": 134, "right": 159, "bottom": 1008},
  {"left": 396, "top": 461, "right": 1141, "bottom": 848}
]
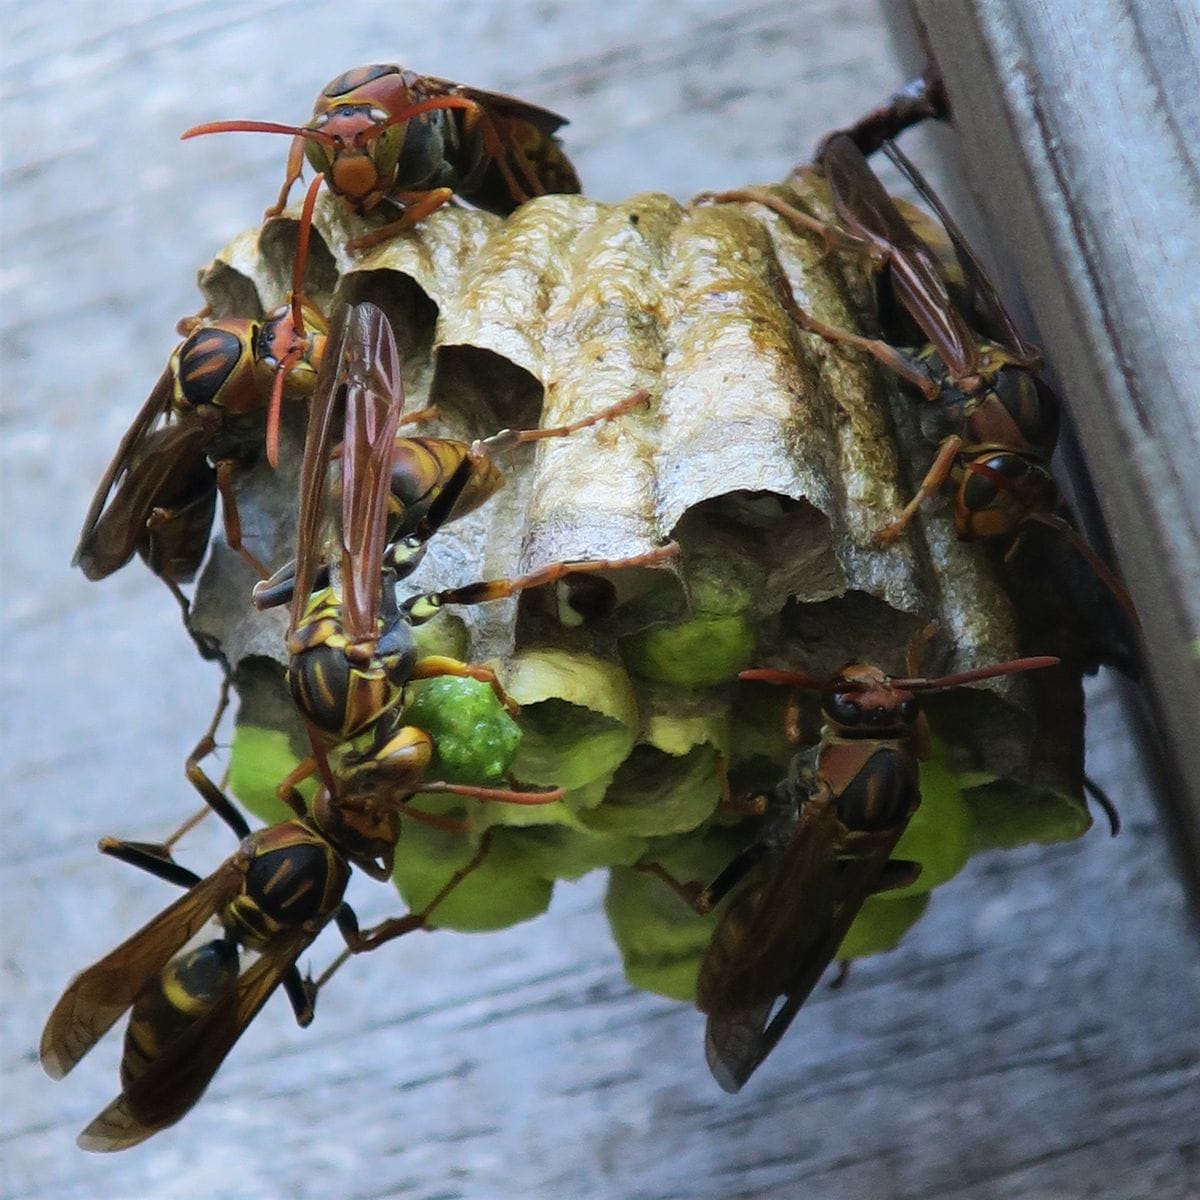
[{"left": 2, "top": 2, "right": 1197, "bottom": 1197}]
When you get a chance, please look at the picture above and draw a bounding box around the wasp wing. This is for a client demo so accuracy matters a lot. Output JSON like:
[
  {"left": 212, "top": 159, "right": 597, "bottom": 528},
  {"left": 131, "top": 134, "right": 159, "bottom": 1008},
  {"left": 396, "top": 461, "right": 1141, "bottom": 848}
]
[
  {"left": 822, "top": 133, "right": 980, "bottom": 379},
  {"left": 417, "top": 74, "right": 571, "bottom": 135},
  {"left": 699, "top": 791, "right": 844, "bottom": 1091},
  {"left": 289, "top": 303, "right": 354, "bottom": 636},
  {"left": 338, "top": 303, "right": 406, "bottom": 645},
  {"left": 881, "top": 140, "right": 1038, "bottom": 360},
  {"left": 76, "top": 928, "right": 315, "bottom": 1152},
  {"left": 704, "top": 819, "right": 912, "bottom": 1093},
  {"left": 415, "top": 74, "right": 581, "bottom": 200},
  {"left": 40, "top": 860, "right": 242, "bottom": 1080},
  {"left": 73, "top": 368, "right": 178, "bottom": 572},
  {"left": 74, "top": 419, "right": 216, "bottom": 581}
]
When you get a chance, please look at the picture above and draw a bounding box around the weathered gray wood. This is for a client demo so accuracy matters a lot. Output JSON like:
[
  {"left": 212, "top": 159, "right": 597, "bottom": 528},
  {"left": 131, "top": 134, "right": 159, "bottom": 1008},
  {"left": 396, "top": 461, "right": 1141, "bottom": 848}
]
[
  {"left": 896, "top": 0, "right": 1200, "bottom": 891},
  {"left": 2, "top": 3, "right": 1198, "bottom": 1199}
]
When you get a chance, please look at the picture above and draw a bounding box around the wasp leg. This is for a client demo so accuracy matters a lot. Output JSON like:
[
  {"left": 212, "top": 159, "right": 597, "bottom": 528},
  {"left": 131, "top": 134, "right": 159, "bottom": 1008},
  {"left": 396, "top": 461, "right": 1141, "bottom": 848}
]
[
  {"left": 418, "top": 779, "right": 566, "bottom": 805},
  {"left": 459, "top": 101, "right": 537, "bottom": 203},
  {"left": 774, "top": 283, "right": 940, "bottom": 400},
  {"left": 305, "top": 832, "right": 496, "bottom": 1003},
  {"left": 274, "top": 754, "right": 321, "bottom": 818},
  {"left": 175, "top": 305, "right": 214, "bottom": 338},
  {"left": 696, "top": 186, "right": 867, "bottom": 258},
  {"left": 97, "top": 837, "right": 206, "bottom": 889},
  {"left": 636, "top": 837, "right": 773, "bottom": 916},
  {"left": 478, "top": 388, "right": 651, "bottom": 454},
  {"left": 345, "top": 188, "right": 455, "bottom": 252},
  {"left": 214, "top": 459, "right": 270, "bottom": 578},
  {"left": 406, "top": 543, "right": 679, "bottom": 616},
  {"left": 177, "top": 676, "right": 251, "bottom": 839},
  {"left": 711, "top": 755, "right": 767, "bottom": 817},
  {"left": 403, "top": 655, "right": 517, "bottom": 712},
  {"left": 263, "top": 133, "right": 308, "bottom": 220},
  {"left": 1083, "top": 774, "right": 1121, "bottom": 837},
  {"left": 875, "top": 435, "right": 963, "bottom": 547}
]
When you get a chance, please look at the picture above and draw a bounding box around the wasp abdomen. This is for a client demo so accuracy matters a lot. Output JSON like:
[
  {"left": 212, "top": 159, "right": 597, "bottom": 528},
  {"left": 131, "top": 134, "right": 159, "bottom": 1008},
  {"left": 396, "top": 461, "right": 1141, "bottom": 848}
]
[{"left": 120, "top": 939, "right": 239, "bottom": 1090}]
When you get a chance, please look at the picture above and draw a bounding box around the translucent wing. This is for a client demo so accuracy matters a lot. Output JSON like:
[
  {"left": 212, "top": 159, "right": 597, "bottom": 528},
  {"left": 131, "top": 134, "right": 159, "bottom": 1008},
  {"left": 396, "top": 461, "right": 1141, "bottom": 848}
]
[
  {"left": 76, "top": 929, "right": 315, "bottom": 1152},
  {"left": 337, "top": 303, "right": 406, "bottom": 644},
  {"left": 40, "top": 861, "right": 242, "bottom": 1080},
  {"left": 73, "top": 418, "right": 214, "bottom": 580},
  {"left": 73, "top": 367, "right": 178, "bottom": 572},
  {"left": 881, "top": 139, "right": 1039, "bottom": 360},
  {"left": 416, "top": 73, "right": 571, "bottom": 135},
  {"left": 822, "top": 132, "right": 980, "bottom": 378},
  {"left": 702, "top": 791, "right": 913, "bottom": 1092},
  {"left": 289, "top": 304, "right": 353, "bottom": 636}
]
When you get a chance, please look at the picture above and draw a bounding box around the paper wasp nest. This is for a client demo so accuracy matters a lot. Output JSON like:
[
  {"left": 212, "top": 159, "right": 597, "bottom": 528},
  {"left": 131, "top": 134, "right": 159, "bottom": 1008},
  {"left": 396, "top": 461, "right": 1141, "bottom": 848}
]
[{"left": 188, "top": 183, "right": 1088, "bottom": 998}]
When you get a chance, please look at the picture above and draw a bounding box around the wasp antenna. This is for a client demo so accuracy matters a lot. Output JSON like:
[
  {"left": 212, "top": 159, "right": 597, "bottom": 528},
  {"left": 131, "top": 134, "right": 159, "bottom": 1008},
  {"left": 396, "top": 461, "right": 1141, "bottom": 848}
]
[
  {"left": 739, "top": 668, "right": 837, "bottom": 692},
  {"left": 265, "top": 361, "right": 292, "bottom": 470},
  {"left": 1083, "top": 773, "right": 1121, "bottom": 837},
  {"left": 417, "top": 781, "right": 567, "bottom": 805},
  {"left": 894, "top": 655, "right": 1060, "bottom": 691},
  {"left": 362, "top": 96, "right": 474, "bottom": 142},
  {"left": 182, "top": 120, "right": 336, "bottom": 147}
]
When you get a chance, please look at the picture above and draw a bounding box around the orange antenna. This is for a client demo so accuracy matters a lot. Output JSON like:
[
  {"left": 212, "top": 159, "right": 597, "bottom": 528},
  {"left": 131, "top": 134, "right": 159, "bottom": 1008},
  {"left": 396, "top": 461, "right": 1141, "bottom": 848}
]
[
  {"left": 890, "top": 655, "right": 1059, "bottom": 690},
  {"left": 182, "top": 120, "right": 337, "bottom": 148},
  {"left": 741, "top": 655, "right": 1059, "bottom": 694},
  {"left": 361, "top": 96, "right": 478, "bottom": 142}
]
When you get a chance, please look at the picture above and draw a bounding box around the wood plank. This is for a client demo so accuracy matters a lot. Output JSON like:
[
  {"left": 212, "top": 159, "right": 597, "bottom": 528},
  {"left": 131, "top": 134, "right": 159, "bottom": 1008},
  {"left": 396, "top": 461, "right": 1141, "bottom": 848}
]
[
  {"left": 3, "top": 2, "right": 1197, "bottom": 1197},
  {"left": 896, "top": 0, "right": 1200, "bottom": 893}
]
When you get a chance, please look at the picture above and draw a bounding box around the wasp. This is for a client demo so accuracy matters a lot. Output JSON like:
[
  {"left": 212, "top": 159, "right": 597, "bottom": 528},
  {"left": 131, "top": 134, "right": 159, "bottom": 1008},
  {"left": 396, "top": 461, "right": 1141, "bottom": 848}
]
[
  {"left": 269, "top": 299, "right": 674, "bottom": 802},
  {"left": 640, "top": 641, "right": 1059, "bottom": 1092},
  {"left": 251, "top": 387, "right": 653, "bottom": 612},
  {"left": 724, "top": 134, "right": 1135, "bottom": 626},
  {"left": 815, "top": 65, "right": 948, "bottom": 159},
  {"left": 40, "top": 736, "right": 540, "bottom": 1151},
  {"left": 183, "top": 64, "right": 582, "bottom": 252},
  {"left": 74, "top": 177, "right": 330, "bottom": 601}
]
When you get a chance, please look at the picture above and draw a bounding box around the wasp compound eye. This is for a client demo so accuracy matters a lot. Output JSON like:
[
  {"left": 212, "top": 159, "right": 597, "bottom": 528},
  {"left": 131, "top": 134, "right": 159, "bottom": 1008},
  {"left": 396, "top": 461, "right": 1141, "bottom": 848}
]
[{"left": 826, "top": 693, "right": 862, "bottom": 726}]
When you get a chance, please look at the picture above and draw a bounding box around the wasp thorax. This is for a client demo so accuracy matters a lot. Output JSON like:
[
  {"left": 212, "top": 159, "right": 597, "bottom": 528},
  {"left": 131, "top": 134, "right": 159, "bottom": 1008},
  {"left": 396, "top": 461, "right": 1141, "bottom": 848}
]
[
  {"left": 322, "top": 64, "right": 400, "bottom": 99},
  {"left": 173, "top": 325, "right": 249, "bottom": 410}
]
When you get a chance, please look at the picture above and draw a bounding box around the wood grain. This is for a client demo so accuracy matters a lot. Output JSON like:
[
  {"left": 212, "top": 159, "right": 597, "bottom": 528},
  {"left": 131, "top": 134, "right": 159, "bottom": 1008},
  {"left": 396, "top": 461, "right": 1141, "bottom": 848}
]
[
  {"left": 900, "top": 0, "right": 1200, "bottom": 892},
  {"left": 2, "top": 2, "right": 1197, "bottom": 1198}
]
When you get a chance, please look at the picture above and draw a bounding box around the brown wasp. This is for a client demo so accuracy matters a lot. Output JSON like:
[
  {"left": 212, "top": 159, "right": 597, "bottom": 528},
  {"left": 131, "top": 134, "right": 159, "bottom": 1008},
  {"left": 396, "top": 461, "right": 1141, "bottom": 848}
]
[
  {"left": 815, "top": 65, "right": 948, "bottom": 159},
  {"left": 712, "top": 134, "right": 1136, "bottom": 627},
  {"left": 183, "top": 64, "right": 582, "bottom": 251},
  {"left": 266, "top": 298, "right": 673, "bottom": 804},
  {"left": 73, "top": 177, "right": 331, "bottom": 602},
  {"left": 251, "top": 390, "right": 654, "bottom": 614},
  {"left": 640, "top": 640, "right": 1059, "bottom": 1092}
]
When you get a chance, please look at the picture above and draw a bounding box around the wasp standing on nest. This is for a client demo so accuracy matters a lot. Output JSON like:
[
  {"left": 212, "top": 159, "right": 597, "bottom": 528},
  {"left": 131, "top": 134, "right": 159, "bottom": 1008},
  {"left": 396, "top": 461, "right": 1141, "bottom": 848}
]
[
  {"left": 72, "top": 176, "right": 333, "bottom": 599},
  {"left": 638, "top": 635, "right": 1060, "bottom": 1092},
  {"left": 271, "top": 298, "right": 675, "bottom": 807},
  {"left": 184, "top": 64, "right": 582, "bottom": 251},
  {"left": 707, "top": 133, "right": 1137, "bottom": 634}
]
